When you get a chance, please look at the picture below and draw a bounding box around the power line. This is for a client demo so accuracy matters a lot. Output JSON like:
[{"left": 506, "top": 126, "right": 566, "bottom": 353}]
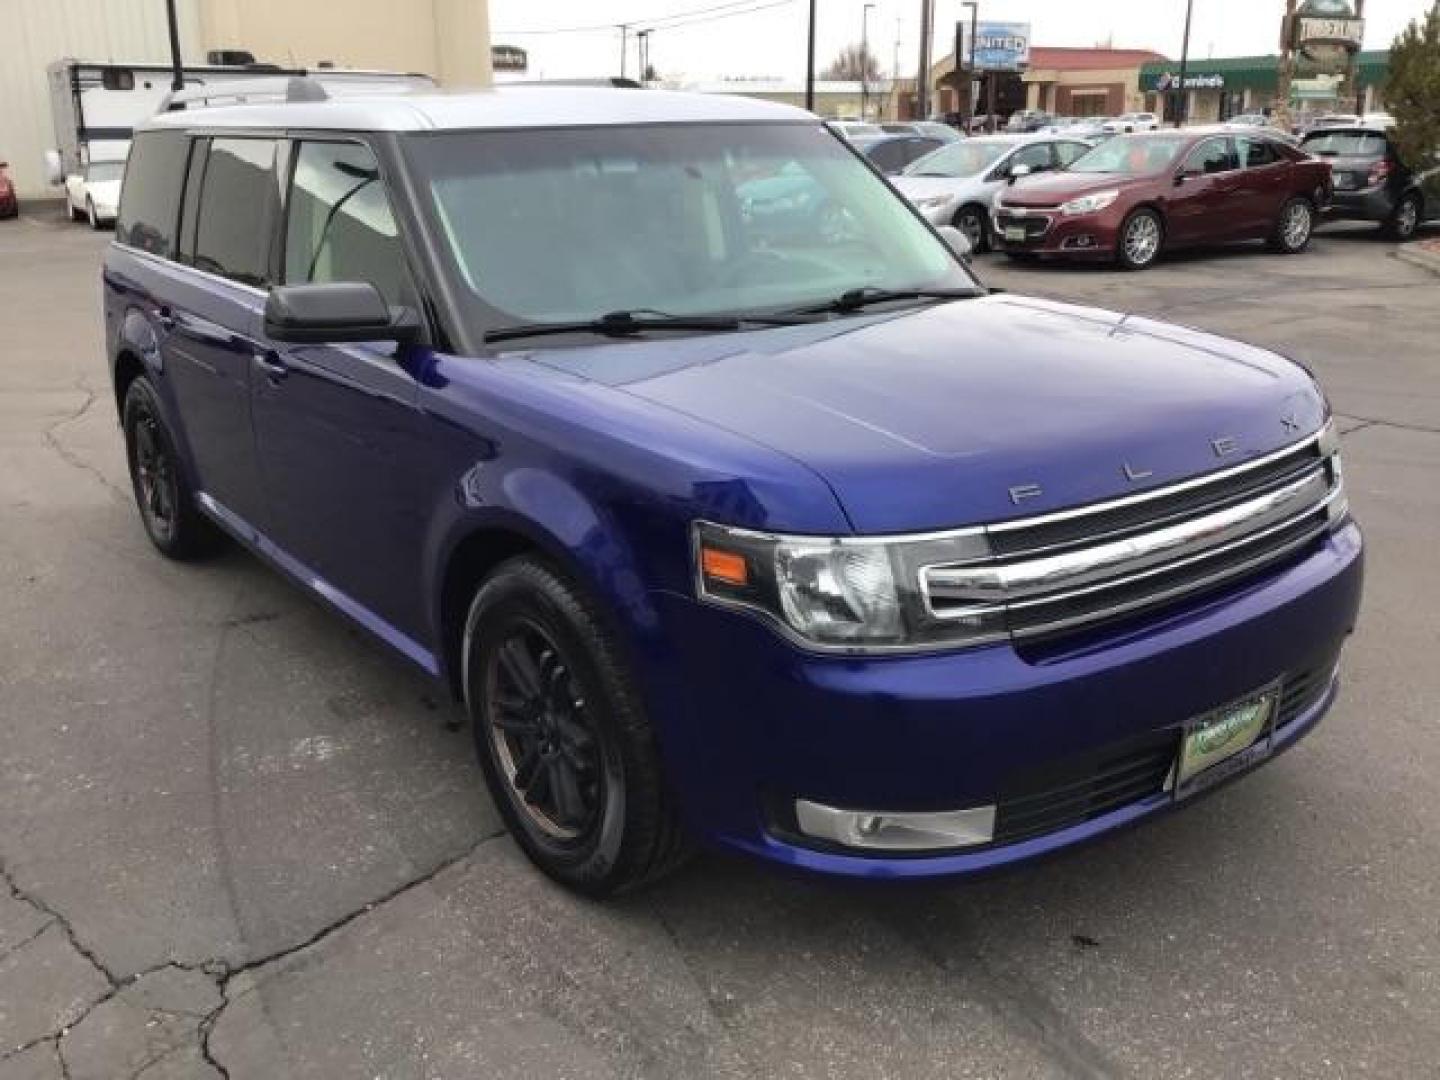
[
  {"left": 494, "top": 0, "right": 783, "bottom": 36},
  {"left": 641, "top": 0, "right": 797, "bottom": 34}
]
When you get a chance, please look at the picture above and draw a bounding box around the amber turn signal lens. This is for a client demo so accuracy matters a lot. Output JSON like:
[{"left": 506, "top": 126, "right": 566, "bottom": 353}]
[{"left": 700, "top": 546, "right": 749, "bottom": 587}]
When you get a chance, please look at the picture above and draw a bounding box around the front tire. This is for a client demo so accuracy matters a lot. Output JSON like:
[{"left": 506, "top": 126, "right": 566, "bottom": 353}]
[
  {"left": 1269, "top": 197, "right": 1314, "bottom": 253},
  {"left": 1116, "top": 208, "right": 1163, "bottom": 271},
  {"left": 122, "top": 377, "right": 219, "bottom": 559},
  {"left": 464, "top": 557, "right": 689, "bottom": 896},
  {"left": 953, "top": 205, "right": 989, "bottom": 253}
]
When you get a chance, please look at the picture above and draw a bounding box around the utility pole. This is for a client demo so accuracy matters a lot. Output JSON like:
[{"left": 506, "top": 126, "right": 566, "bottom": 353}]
[
  {"left": 805, "top": 0, "right": 817, "bottom": 112},
  {"left": 1346, "top": 0, "right": 1367, "bottom": 114},
  {"left": 164, "top": 0, "right": 184, "bottom": 93},
  {"left": 618, "top": 24, "right": 629, "bottom": 79},
  {"left": 861, "top": 4, "right": 875, "bottom": 119},
  {"left": 637, "top": 29, "right": 651, "bottom": 82},
  {"left": 1276, "top": 0, "right": 1297, "bottom": 131},
  {"left": 1174, "top": 0, "right": 1194, "bottom": 127},
  {"left": 916, "top": 0, "right": 933, "bottom": 119}
]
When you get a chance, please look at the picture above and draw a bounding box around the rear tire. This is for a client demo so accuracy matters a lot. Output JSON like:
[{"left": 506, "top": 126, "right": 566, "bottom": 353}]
[
  {"left": 464, "top": 557, "right": 690, "bottom": 896},
  {"left": 1385, "top": 194, "right": 1421, "bottom": 241},
  {"left": 122, "top": 376, "right": 220, "bottom": 560},
  {"left": 1269, "top": 197, "right": 1314, "bottom": 254},
  {"left": 1116, "top": 208, "right": 1163, "bottom": 271}
]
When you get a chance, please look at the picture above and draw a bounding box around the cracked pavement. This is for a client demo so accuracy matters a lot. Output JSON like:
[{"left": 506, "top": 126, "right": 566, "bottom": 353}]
[{"left": 1, "top": 205, "right": 1437, "bottom": 1077}]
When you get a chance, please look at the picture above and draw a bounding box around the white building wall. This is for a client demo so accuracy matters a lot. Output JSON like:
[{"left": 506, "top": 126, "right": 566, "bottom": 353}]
[{"left": 0, "top": 0, "right": 204, "bottom": 198}]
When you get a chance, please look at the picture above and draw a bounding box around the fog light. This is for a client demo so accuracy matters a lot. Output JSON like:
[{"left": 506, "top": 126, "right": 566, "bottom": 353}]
[{"left": 794, "top": 799, "right": 996, "bottom": 852}]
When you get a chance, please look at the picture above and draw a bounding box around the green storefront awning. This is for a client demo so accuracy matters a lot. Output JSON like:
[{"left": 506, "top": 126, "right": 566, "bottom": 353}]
[{"left": 1139, "top": 50, "right": 1389, "bottom": 93}]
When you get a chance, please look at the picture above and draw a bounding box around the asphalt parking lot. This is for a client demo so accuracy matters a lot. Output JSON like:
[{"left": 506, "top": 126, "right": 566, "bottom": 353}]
[{"left": 2, "top": 204, "right": 1438, "bottom": 1079}]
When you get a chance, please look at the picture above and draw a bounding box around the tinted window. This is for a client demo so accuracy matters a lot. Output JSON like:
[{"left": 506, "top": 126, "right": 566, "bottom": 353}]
[
  {"left": 1182, "top": 139, "right": 1236, "bottom": 175},
  {"left": 1238, "top": 137, "right": 1280, "bottom": 167},
  {"left": 194, "top": 138, "right": 279, "bottom": 287},
  {"left": 284, "top": 141, "right": 410, "bottom": 306},
  {"left": 1010, "top": 143, "right": 1054, "bottom": 172},
  {"left": 1301, "top": 130, "right": 1388, "bottom": 158},
  {"left": 864, "top": 141, "right": 908, "bottom": 173},
  {"left": 177, "top": 138, "right": 208, "bottom": 265},
  {"left": 115, "top": 131, "right": 190, "bottom": 257}
]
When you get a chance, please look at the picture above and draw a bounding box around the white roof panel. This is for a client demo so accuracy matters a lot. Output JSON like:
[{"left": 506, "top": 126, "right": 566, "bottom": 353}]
[{"left": 141, "top": 86, "right": 817, "bottom": 134}]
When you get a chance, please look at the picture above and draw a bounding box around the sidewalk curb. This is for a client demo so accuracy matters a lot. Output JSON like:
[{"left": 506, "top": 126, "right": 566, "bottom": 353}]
[{"left": 1395, "top": 244, "right": 1440, "bottom": 277}]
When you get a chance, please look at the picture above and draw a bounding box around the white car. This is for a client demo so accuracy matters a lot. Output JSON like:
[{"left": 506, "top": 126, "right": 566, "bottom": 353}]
[
  {"left": 891, "top": 134, "right": 1096, "bottom": 250},
  {"left": 1103, "top": 112, "right": 1160, "bottom": 134},
  {"left": 64, "top": 159, "right": 124, "bottom": 228}
]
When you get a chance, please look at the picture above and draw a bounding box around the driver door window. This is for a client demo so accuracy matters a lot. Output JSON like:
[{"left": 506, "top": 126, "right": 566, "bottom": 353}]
[
  {"left": 283, "top": 141, "right": 412, "bottom": 306},
  {"left": 1181, "top": 139, "right": 1237, "bottom": 177},
  {"left": 1008, "top": 143, "right": 1054, "bottom": 175}
]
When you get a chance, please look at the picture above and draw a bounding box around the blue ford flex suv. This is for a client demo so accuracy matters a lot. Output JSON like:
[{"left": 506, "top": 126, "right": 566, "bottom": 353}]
[{"left": 105, "top": 82, "right": 1363, "bottom": 895}]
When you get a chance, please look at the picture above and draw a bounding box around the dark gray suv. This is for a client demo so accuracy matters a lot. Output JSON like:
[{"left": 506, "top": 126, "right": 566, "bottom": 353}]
[{"left": 1303, "top": 126, "right": 1440, "bottom": 240}]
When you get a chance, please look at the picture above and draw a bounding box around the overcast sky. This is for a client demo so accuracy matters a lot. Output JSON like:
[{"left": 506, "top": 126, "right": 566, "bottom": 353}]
[{"left": 488, "top": 0, "right": 1429, "bottom": 82}]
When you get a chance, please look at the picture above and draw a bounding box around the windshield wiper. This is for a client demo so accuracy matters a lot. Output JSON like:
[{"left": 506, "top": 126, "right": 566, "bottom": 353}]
[
  {"left": 483, "top": 308, "right": 814, "bottom": 345},
  {"left": 787, "top": 285, "right": 982, "bottom": 316}
]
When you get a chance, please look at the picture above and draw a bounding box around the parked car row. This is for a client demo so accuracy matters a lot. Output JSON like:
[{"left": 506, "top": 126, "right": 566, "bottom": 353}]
[{"left": 888, "top": 123, "right": 1437, "bottom": 270}]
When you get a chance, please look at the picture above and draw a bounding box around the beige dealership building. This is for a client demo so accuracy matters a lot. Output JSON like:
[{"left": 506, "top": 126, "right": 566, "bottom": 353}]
[{"left": 0, "top": 0, "right": 492, "bottom": 198}]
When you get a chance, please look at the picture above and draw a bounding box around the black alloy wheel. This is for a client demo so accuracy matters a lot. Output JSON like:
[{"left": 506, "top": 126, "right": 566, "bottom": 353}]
[
  {"left": 465, "top": 557, "right": 689, "bottom": 895},
  {"left": 122, "top": 376, "right": 218, "bottom": 559}
]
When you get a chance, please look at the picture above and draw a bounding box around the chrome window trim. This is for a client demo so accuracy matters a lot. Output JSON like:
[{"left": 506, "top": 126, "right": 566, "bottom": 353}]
[{"left": 114, "top": 241, "right": 270, "bottom": 299}]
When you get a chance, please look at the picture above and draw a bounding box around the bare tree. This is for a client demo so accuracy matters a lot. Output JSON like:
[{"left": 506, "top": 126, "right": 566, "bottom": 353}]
[{"left": 821, "top": 43, "right": 882, "bottom": 82}]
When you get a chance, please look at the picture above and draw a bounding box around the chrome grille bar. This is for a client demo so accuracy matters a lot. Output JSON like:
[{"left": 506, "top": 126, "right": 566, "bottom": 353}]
[{"left": 920, "top": 426, "right": 1343, "bottom": 641}]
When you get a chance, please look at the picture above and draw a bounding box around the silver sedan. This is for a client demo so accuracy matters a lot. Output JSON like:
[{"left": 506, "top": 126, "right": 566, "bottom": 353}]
[{"left": 891, "top": 134, "right": 1097, "bottom": 251}]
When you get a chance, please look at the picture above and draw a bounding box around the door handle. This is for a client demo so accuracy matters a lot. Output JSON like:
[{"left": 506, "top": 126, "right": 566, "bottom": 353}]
[{"left": 254, "top": 351, "right": 289, "bottom": 384}]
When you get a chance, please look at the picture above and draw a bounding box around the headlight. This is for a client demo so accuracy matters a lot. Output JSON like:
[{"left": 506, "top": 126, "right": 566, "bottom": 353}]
[
  {"left": 912, "top": 194, "right": 952, "bottom": 210},
  {"left": 1060, "top": 189, "right": 1120, "bottom": 215},
  {"left": 693, "top": 521, "right": 1002, "bottom": 652}
]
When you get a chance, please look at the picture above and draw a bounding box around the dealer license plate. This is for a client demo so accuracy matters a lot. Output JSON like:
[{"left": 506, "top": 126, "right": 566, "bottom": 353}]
[
  {"left": 1174, "top": 686, "right": 1278, "bottom": 798},
  {"left": 1004, "top": 225, "right": 1027, "bottom": 242}
]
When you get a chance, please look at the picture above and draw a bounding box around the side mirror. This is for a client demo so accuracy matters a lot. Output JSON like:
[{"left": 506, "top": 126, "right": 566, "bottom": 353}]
[
  {"left": 936, "top": 224, "right": 973, "bottom": 259},
  {"left": 1173, "top": 171, "right": 1194, "bottom": 186},
  {"left": 263, "top": 283, "right": 420, "bottom": 345},
  {"left": 43, "top": 149, "right": 63, "bottom": 187}
]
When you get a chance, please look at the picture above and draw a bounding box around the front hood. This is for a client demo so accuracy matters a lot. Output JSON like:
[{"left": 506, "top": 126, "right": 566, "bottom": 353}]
[
  {"left": 530, "top": 296, "right": 1325, "bottom": 534},
  {"left": 1003, "top": 172, "right": 1145, "bottom": 207}
]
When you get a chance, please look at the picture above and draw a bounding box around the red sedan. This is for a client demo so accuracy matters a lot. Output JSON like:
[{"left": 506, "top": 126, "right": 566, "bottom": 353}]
[
  {"left": 0, "top": 160, "right": 17, "bottom": 220},
  {"left": 991, "top": 129, "right": 1333, "bottom": 270}
]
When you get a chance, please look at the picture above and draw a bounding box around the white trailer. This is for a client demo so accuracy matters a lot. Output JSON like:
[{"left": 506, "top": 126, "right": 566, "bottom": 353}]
[{"left": 44, "top": 60, "right": 433, "bottom": 212}]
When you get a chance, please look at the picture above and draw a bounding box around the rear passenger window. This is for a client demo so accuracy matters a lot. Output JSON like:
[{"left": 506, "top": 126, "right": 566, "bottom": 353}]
[
  {"left": 283, "top": 142, "right": 410, "bottom": 305},
  {"left": 194, "top": 138, "right": 279, "bottom": 287},
  {"left": 115, "top": 131, "right": 190, "bottom": 257},
  {"left": 1240, "top": 137, "right": 1280, "bottom": 168}
]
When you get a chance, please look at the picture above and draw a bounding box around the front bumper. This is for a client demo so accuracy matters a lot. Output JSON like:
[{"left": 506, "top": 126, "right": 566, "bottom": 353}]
[
  {"left": 990, "top": 203, "right": 1125, "bottom": 257},
  {"left": 647, "top": 522, "right": 1363, "bottom": 880}
]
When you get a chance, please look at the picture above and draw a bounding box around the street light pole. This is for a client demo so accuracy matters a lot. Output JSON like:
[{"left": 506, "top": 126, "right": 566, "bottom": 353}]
[
  {"left": 805, "top": 0, "right": 817, "bottom": 112},
  {"left": 861, "top": 4, "right": 875, "bottom": 120},
  {"left": 1174, "top": 0, "right": 1194, "bottom": 127},
  {"left": 961, "top": 1, "right": 978, "bottom": 131},
  {"left": 916, "top": 0, "right": 933, "bottom": 119}
]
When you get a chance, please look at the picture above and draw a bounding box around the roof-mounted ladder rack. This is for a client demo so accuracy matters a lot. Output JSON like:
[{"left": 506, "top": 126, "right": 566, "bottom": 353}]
[{"left": 160, "top": 75, "right": 328, "bottom": 112}]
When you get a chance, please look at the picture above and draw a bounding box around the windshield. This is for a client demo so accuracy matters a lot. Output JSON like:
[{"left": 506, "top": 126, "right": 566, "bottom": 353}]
[
  {"left": 86, "top": 161, "right": 124, "bottom": 182},
  {"left": 406, "top": 123, "right": 970, "bottom": 339},
  {"left": 1302, "top": 131, "right": 1387, "bottom": 157},
  {"left": 1068, "top": 134, "right": 1188, "bottom": 174},
  {"left": 902, "top": 140, "right": 1010, "bottom": 177}
]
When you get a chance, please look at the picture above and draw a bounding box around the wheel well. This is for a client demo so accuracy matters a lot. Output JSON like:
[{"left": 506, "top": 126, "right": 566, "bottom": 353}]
[
  {"left": 113, "top": 350, "right": 146, "bottom": 418},
  {"left": 439, "top": 528, "right": 540, "bottom": 700},
  {"left": 1125, "top": 202, "right": 1166, "bottom": 234}
]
